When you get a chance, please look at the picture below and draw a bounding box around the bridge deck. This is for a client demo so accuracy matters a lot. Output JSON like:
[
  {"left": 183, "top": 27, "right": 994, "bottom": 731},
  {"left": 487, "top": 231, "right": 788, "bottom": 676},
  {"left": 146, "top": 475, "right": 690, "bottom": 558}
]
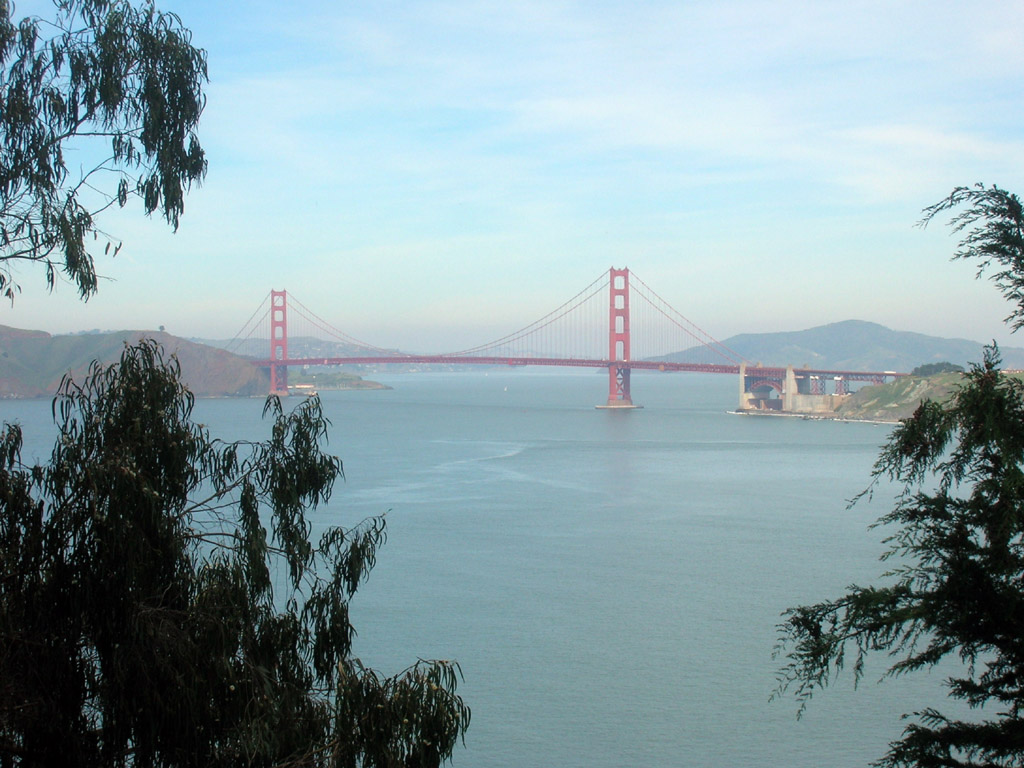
[{"left": 253, "top": 356, "right": 903, "bottom": 382}]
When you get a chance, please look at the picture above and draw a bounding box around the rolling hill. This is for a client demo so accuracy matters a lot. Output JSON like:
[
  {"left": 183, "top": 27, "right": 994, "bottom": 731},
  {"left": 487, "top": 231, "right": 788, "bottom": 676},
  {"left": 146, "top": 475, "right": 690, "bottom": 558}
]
[
  {"left": 0, "top": 327, "right": 269, "bottom": 398},
  {"left": 661, "top": 320, "right": 1024, "bottom": 372}
]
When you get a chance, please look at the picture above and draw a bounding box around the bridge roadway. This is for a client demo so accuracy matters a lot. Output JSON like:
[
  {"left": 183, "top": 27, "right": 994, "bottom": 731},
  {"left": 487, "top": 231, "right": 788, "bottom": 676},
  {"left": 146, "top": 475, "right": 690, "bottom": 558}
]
[{"left": 255, "top": 356, "right": 899, "bottom": 383}]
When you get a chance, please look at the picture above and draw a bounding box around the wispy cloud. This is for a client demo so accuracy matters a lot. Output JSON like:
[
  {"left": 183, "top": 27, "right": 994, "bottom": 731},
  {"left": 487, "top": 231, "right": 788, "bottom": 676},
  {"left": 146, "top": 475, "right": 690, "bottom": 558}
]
[{"left": 7, "top": 0, "right": 1024, "bottom": 346}]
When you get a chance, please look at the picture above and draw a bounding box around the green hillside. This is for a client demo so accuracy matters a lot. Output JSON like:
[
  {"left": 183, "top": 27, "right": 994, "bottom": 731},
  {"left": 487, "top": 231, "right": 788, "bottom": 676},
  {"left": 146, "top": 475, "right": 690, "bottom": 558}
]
[
  {"left": 0, "top": 327, "right": 269, "bottom": 398},
  {"left": 835, "top": 371, "right": 964, "bottom": 422}
]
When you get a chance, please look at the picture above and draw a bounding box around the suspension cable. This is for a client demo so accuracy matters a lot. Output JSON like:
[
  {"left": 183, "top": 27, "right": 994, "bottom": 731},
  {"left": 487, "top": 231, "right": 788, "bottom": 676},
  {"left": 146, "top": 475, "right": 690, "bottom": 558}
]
[
  {"left": 630, "top": 271, "right": 747, "bottom": 364},
  {"left": 224, "top": 291, "right": 272, "bottom": 353},
  {"left": 443, "top": 271, "right": 609, "bottom": 356}
]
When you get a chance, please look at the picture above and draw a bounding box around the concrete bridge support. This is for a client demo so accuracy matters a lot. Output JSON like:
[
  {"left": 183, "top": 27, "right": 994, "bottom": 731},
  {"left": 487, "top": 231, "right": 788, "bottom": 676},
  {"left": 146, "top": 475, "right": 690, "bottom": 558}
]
[
  {"left": 738, "top": 362, "right": 760, "bottom": 410},
  {"left": 738, "top": 362, "right": 785, "bottom": 411},
  {"left": 738, "top": 363, "right": 852, "bottom": 415},
  {"left": 783, "top": 365, "right": 797, "bottom": 412}
]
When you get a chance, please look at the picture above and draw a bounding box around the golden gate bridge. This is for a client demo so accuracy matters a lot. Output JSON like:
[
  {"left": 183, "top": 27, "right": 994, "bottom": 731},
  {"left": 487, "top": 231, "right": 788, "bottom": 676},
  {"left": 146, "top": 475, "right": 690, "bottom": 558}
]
[{"left": 226, "top": 267, "right": 902, "bottom": 408}]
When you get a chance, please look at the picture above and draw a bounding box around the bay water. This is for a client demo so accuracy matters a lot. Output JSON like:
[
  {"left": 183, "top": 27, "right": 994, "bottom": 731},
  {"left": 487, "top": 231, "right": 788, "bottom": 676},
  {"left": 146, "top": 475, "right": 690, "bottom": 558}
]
[{"left": 2, "top": 370, "right": 958, "bottom": 767}]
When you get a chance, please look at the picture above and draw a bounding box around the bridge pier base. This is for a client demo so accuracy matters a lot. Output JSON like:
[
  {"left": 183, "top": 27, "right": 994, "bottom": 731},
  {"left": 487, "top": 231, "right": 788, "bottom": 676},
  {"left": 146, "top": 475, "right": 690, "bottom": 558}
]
[
  {"left": 596, "top": 365, "right": 642, "bottom": 409},
  {"left": 269, "top": 362, "right": 289, "bottom": 398}
]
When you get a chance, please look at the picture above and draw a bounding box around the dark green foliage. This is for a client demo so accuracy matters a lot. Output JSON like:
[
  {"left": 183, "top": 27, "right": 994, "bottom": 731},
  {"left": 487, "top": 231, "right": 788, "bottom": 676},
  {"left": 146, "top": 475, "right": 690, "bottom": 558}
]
[
  {"left": 912, "top": 362, "right": 966, "bottom": 377},
  {"left": 776, "top": 348, "right": 1024, "bottom": 767},
  {"left": 776, "top": 185, "right": 1024, "bottom": 767},
  {"left": 0, "top": 0, "right": 207, "bottom": 300},
  {"left": 920, "top": 184, "right": 1024, "bottom": 331},
  {"left": 0, "top": 341, "right": 469, "bottom": 767}
]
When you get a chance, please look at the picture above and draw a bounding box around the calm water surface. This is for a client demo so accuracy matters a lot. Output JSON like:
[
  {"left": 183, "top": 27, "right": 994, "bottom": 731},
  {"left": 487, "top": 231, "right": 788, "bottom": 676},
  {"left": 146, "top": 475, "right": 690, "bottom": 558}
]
[{"left": 2, "top": 371, "right": 957, "bottom": 767}]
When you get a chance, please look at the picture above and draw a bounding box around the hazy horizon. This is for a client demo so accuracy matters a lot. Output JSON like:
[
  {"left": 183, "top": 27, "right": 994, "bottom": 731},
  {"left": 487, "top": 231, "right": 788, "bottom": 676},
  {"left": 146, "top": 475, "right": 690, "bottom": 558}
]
[{"left": 11, "top": 315, "right": 1021, "bottom": 361}]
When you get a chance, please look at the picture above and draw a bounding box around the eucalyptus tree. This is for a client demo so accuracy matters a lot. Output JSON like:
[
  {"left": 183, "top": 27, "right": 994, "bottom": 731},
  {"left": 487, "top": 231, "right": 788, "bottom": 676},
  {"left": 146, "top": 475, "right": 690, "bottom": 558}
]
[
  {"left": 0, "top": 0, "right": 207, "bottom": 300},
  {"left": 0, "top": 341, "right": 469, "bottom": 767},
  {"left": 775, "top": 184, "right": 1024, "bottom": 767}
]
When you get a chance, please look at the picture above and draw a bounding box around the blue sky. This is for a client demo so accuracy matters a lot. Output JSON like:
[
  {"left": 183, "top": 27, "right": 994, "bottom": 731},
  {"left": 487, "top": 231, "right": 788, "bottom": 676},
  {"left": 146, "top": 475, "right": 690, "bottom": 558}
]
[{"left": 6, "top": 0, "right": 1024, "bottom": 352}]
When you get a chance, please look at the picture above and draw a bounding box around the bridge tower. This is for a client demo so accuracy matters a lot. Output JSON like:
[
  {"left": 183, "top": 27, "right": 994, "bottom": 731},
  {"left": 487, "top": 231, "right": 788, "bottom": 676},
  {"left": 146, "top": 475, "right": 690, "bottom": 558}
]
[
  {"left": 269, "top": 289, "right": 289, "bottom": 397},
  {"left": 600, "top": 267, "right": 639, "bottom": 408}
]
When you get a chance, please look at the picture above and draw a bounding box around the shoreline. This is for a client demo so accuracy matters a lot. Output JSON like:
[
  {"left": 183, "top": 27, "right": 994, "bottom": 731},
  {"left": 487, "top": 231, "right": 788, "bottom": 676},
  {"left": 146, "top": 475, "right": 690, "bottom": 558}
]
[{"left": 730, "top": 409, "right": 897, "bottom": 425}]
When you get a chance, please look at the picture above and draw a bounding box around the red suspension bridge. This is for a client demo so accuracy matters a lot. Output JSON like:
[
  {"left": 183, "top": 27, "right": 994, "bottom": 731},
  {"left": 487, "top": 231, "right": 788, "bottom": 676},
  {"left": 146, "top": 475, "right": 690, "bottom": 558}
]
[{"left": 226, "top": 267, "right": 902, "bottom": 409}]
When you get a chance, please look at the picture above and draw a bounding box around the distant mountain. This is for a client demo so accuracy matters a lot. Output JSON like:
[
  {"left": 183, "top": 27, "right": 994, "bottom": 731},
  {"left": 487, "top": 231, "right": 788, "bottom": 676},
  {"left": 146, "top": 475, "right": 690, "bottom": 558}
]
[
  {"left": 659, "top": 320, "right": 1024, "bottom": 372},
  {"left": 195, "top": 335, "right": 378, "bottom": 361},
  {"left": 194, "top": 336, "right": 464, "bottom": 373},
  {"left": 0, "top": 326, "right": 269, "bottom": 398}
]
